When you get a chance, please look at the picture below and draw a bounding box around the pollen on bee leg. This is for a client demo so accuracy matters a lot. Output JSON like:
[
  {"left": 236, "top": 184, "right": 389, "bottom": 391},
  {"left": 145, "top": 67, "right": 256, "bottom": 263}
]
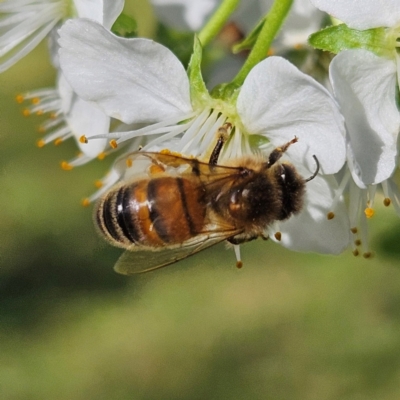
[
  {"left": 149, "top": 164, "right": 165, "bottom": 175},
  {"left": 160, "top": 148, "right": 182, "bottom": 158},
  {"left": 364, "top": 207, "right": 374, "bottom": 218},
  {"left": 79, "top": 135, "right": 88, "bottom": 144},
  {"left": 383, "top": 198, "right": 391, "bottom": 207},
  {"left": 110, "top": 139, "right": 118, "bottom": 149},
  {"left": 327, "top": 211, "right": 335, "bottom": 220},
  {"left": 274, "top": 232, "right": 282, "bottom": 241},
  {"left": 233, "top": 245, "right": 243, "bottom": 269}
]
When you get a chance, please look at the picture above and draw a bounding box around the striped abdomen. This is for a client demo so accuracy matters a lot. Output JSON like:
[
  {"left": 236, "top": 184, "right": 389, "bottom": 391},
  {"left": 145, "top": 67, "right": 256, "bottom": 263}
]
[{"left": 96, "top": 177, "right": 207, "bottom": 248}]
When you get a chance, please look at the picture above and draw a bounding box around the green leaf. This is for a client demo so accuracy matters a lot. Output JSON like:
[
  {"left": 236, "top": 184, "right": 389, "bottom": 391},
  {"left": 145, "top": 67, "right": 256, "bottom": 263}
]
[
  {"left": 111, "top": 13, "right": 138, "bottom": 38},
  {"left": 309, "top": 24, "right": 388, "bottom": 56},
  {"left": 187, "top": 36, "right": 211, "bottom": 108}
]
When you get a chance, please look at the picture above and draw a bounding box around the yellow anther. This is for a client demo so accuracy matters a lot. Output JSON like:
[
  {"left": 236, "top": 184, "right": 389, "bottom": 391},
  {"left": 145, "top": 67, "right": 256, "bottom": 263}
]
[
  {"left": 22, "top": 108, "right": 30, "bottom": 117},
  {"left": 294, "top": 43, "right": 304, "bottom": 50},
  {"left": 354, "top": 239, "right": 361, "bottom": 247},
  {"left": 36, "top": 139, "right": 46, "bottom": 148},
  {"left": 126, "top": 158, "right": 133, "bottom": 167},
  {"left": 363, "top": 252, "right": 373, "bottom": 259},
  {"left": 383, "top": 198, "right": 391, "bottom": 207},
  {"left": 54, "top": 138, "right": 63, "bottom": 146},
  {"left": 327, "top": 211, "right": 335, "bottom": 220},
  {"left": 61, "top": 161, "right": 73, "bottom": 171},
  {"left": 37, "top": 126, "right": 46, "bottom": 133},
  {"left": 36, "top": 109, "right": 44, "bottom": 116},
  {"left": 110, "top": 139, "right": 118, "bottom": 149},
  {"left": 352, "top": 249, "right": 359, "bottom": 257},
  {"left": 364, "top": 207, "right": 374, "bottom": 218},
  {"left": 236, "top": 260, "right": 243, "bottom": 269},
  {"left": 160, "top": 148, "right": 171, "bottom": 155},
  {"left": 267, "top": 47, "right": 275, "bottom": 56},
  {"left": 350, "top": 227, "right": 358, "bottom": 234},
  {"left": 50, "top": 112, "right": 57, "bottom": 119},
  {"left": 31, "top": 97, "right": 40, "bottom": 105},
  {"left": 81, "top": 198, "right": 90, "bottom": 207},
  {"left": 94, "top": 180, "right": 103, "bottom": 188},
  {"left": 274, "top": 232, "right": 282, "bottom": 241},
  {"left": 97, "top": 152, "right": 106, "bottom": 160},
  {"left": 15, "top": 94, "right": 24, "bottom": 103},
  {"left": 79, "top": 135, "right": 88, "bottom": 144}
]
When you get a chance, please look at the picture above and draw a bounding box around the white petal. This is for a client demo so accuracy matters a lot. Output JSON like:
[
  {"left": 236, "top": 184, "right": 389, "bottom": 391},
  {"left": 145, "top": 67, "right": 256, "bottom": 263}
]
[
  {"left": 73, "top": 0, "right": 124, "bottom": 28},
  {"left": 150, "top": 0, "right": 218, "bottom": 31},
  {"left": 330, "top": 50, "right": 400, "bottom": 185},
  {"left": 58, "top": 19, "right": 192, "bottom": 124},
  {"left": 102, "top": 0, "right": 125, "bottom": 29},
  {"left": 66, "top": 95, "right": 109, "bottom": 158},
  {"left": 57, "top": 71, "right": 108, "bottom": 157},
  {"left": 273, "top": 175, "right": 350, "bottom": 254},
  {"left": 237, "top": 56, "right": 346, "bottom": 175},
  {"left": 310, "top": 0, "right": 400, "bottom": 29}
]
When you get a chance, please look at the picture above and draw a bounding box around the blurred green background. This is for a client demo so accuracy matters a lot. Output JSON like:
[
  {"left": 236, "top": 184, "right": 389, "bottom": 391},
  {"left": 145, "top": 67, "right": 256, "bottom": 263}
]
[{"left": 2, "top": 2, "right": 400, "bottom": 399}]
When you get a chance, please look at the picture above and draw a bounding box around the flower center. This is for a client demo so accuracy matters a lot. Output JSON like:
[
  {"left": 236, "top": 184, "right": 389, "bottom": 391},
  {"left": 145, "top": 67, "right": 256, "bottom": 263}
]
[{"left": 386, "top": 23, "right": 400, "bottom": 55}]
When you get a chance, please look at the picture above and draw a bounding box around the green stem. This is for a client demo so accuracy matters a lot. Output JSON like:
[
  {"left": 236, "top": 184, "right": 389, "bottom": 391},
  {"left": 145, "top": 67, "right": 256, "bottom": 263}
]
[
  {"left": 230, "top": 0, "right": 293, "bottom": 89},
  {"left": 197, "top": 0, "right": 240, "bottom": 47}
]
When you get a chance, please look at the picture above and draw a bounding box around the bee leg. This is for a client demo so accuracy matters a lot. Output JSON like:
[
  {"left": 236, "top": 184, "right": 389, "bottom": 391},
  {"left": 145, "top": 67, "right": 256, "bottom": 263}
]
[
  {"left": 267, "top": 136, "right": 298, "bottom": 168},
  {"left": 227, "top": 233, "right": 259, "bottom": 245},
  {"left": 208, "top": 123, "right": 232, "bottom": 165}
]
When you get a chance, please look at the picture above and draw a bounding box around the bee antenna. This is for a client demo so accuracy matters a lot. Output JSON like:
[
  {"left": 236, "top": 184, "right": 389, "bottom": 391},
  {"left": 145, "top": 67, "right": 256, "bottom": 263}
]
[{"left": 305, "top": 155, "right": 320, "bottom": 182}]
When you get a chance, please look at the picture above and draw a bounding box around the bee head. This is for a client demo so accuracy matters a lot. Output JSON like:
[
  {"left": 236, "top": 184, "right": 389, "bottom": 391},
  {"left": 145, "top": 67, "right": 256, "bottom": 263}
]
[{"left": 274, "top": 163, "right": 305, "bottom": 220}]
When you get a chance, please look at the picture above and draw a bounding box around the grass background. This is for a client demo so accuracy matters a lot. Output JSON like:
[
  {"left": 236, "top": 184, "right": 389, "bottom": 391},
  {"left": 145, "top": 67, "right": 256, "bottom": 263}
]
[{"left": 1, "top": 2, "right": 400, "bottom": 399}]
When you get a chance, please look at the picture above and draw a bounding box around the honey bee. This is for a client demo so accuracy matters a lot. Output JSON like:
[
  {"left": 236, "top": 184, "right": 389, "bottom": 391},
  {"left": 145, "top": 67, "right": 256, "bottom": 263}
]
[{"left": 95, "top": 131, "right": 319, "bottom": 274}]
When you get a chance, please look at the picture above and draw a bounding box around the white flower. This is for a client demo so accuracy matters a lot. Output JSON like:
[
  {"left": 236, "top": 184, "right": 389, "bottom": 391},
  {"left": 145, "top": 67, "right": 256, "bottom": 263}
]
[
  {"left": 307, "top": 1, "right": 400, "bottom": 157},
  {"left": 330, "top": 50, "right": 400, "bottom": 187},
  {"left": 13, "top": 0, "right": 124, "bottom": 166},
  {"left": 0, "top": 0, "right": 124, "bottom": 72},
  {"left": 58, "top": 19, "right": 350, "bottom": 254},
  {"left": 310, "top": 0, "right": 400, "bottom": 254},
  {"left": 19, "top": 73, "right": 109, "bottom": 168},
  {"left": 331, "top": 51, "right": 400, "bottom": 255}
]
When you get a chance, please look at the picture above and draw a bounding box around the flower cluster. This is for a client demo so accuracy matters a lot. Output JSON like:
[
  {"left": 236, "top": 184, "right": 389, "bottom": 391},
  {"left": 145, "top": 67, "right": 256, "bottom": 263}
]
[{"left": 3, "top": 0, "right": 400, "bottom": 264}]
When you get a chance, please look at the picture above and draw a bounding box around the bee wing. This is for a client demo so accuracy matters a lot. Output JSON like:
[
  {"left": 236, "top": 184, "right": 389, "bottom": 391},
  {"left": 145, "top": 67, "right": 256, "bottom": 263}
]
[
  {"left": 114, "top": 229, "right": 240, "bottom": 275},
  {"left": 114, "top": 151, "right": 241, "bottom": 181}
]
